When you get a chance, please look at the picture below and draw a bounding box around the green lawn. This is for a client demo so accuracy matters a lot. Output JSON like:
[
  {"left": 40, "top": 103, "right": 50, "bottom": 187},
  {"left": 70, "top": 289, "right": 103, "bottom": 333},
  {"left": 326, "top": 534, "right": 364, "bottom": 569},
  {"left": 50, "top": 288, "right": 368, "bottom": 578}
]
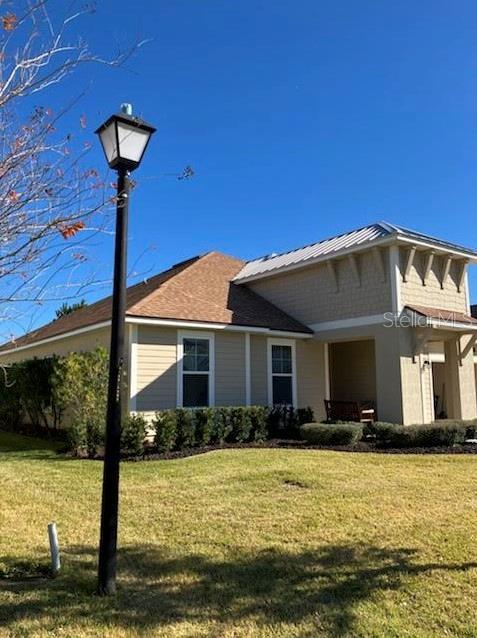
[{"left": 1, "top": 432, "right": 477, "bottom": 637}]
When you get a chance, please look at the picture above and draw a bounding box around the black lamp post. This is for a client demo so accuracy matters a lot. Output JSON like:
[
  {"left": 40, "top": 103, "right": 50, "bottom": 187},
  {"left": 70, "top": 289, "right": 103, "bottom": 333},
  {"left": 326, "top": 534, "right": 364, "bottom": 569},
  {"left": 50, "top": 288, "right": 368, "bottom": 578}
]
[{"left": 95, "top": 104, "right": 155, "bottom": 596}]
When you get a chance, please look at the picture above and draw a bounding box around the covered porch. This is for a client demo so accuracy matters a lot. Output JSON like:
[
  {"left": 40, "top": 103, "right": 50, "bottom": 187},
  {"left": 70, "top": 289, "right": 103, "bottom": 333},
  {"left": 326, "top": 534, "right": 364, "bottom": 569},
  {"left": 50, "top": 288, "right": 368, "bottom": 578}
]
[
  {"left": 316, "top": 306, "right": 477, "bottom": 425},
  {"left": 406, "top": 306, "right": 477, "bottom": 422}
]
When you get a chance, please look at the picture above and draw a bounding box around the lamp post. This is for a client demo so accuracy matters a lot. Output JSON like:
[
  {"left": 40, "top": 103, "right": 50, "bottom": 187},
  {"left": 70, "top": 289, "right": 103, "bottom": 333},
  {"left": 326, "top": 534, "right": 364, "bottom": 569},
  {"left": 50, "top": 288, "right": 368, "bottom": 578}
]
[{"left": 95, "top": 104, "right": 156, "bottom": 596}]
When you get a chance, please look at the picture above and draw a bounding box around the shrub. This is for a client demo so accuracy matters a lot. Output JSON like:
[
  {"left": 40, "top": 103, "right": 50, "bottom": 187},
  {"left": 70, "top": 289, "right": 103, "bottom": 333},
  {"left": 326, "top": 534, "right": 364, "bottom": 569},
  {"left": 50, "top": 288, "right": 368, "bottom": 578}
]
[
  {"left": 15, "top": 357, "right": 60, "bottom": 431},
  {"left": 0, "top": 358, "right": 60, "bottom": 434},
  {"left": 0, "top": 367, "right": 21, "bottom": 430},
  {"left": 385, "top": 422, "right": 467, "bottom": 448},
  {"left": 194, "top": 408, "right": 214, "bottom": 446},
  {"left": 300, "top": 422, "right": 363, "bottom": 446},
  {"left": 250, "top": 406, "right": 268, "bottom": 442},
  {"left": 268, "top": 405, "right": 314, "bottom": 439},
  {"left": 121, "top": 413, "right": 147, "bottom": 456},
  {"left": 53, "top": 348, "right": 109, "bottom": 455},
  {"left": 153, "top": 410, "right": 177, "bottom": 452},
  {"left": 175, "top": 409, "right": 195, "bottom": 448},
  {"left": 296, "top": 407, "right": 314, "bottom": 426},
  {"left": 229, "top": 407, "right": 253, "bottom": 442},
  {"left": 212, "top": 407, "right": 233, "bottom": 444},
  {"left": 268, "top": 405, "right": 295, "bottom": 438},
  {"left": 86, "top": 420, "right": 103, "bottom": 459},
  {"left": 363, "top": 421, "right": 397, "bottom": 440}
]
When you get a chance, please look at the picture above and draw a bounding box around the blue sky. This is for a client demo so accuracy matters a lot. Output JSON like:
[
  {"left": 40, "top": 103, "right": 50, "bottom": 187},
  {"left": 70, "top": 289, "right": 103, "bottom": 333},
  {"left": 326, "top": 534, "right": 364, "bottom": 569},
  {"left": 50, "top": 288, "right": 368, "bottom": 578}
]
[{"left": 9, "top": 0, "right": 477, "bottom": 332}]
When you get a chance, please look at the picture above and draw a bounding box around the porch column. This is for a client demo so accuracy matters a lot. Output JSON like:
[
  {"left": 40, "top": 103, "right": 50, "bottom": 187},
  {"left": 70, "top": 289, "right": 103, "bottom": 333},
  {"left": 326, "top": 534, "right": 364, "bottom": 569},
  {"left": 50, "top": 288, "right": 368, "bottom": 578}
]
[
  {"left": 374, "top": 325, "right": 431, "bottom": 425},
  {"left": 374, "top": 326, "right": 405, "bottom": 424},
  {"left": 444, "top": 336, "right": 477, "bottom": 420}
]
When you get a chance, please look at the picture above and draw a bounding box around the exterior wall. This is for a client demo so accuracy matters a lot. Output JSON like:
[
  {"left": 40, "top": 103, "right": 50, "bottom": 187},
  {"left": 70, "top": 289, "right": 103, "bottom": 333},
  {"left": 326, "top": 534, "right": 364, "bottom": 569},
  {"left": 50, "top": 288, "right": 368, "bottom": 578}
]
[
  {"left": 134, "top": 326, "right": 177, "bottom": 418},
  {"left": 399, "top": 248, "right": 469, "bottom": 313},
  {"left": 444, "top": 336, "right": 477, "bottom": 420},
  {"left": 250, "top": 335, "right": 267, "bottom": 406},
  {"left": 296, "top": 338, "right": 326, "bottom": 420},
  {"left": 134, "top": 327, "right": 322, "bottom": 417},
  {"left": 215, "top": 331, "right": 246, "bottom": 406},
  {"left": 315, "top": 324, "right": 412, "bottom": 424},
  {"left": 247, "top": 249, "right": 392, "bottom": 326},
  {"left": 0, "top": 328, "right": 110, "bottom": 363},
  {"left": 329, "top": 340, "right": 376, "bottom": 404}
]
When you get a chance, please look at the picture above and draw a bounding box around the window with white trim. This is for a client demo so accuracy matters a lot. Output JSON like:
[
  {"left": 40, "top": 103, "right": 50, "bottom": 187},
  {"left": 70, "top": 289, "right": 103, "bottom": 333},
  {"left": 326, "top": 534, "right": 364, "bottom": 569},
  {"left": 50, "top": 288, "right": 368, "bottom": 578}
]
[
  {"left": 182, "top": 337, "right": 211, "bottom": 407},
  {"left": 271, "top": 343, "right": 294, "bottom": 405}
]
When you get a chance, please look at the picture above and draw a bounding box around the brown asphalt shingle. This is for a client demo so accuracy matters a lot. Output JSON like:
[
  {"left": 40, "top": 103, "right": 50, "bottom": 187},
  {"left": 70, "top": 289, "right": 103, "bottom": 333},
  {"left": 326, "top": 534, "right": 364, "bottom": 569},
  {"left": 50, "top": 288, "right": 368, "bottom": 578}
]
[
  {"left": 406, "top": 304, "right": 477, "bottom": 325},
  {"left": 1, "top": 252, "right": 311, "bottom": 351}
]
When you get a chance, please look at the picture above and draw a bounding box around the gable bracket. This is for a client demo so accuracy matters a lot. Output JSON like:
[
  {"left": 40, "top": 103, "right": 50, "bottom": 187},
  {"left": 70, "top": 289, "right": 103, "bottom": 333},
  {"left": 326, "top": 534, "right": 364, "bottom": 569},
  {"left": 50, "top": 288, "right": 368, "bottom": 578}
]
[
  {"left": 441, "top": 256, "right": 452, "bottom": 290},
  {"left": 422, "top": 251, "right": 435, "bottom": 286},
  {"left": 347, "top": 253, "right": 361, "bottom": 287},
  {"left": 403, "top": 245, "right": 416, "bottom": 283},
  {"left": 412, "top": 327, "right": 433, "bottom": 363},
  {"left": 460, "top": 334, "right": 477, "bottom": 363},
  {"left": 457, "top": 259, "right": 468, "bottom": 293}
]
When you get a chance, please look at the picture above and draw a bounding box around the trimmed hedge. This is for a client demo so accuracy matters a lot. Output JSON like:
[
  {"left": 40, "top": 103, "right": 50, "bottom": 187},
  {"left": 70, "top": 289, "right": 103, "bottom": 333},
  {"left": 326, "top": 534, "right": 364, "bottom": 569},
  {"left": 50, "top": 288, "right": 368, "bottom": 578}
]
[
  {"left": 370, "top": 421, "right": 468, "bottom": 448},
  {"left": 300, "top": 422, "right": 363, "bottom": 446},
  {"left": 152, "top": 406, "right": 271, "bottom": 452},
  {"left": 152, "top": 405, "right": 315, "bottom": 453}
]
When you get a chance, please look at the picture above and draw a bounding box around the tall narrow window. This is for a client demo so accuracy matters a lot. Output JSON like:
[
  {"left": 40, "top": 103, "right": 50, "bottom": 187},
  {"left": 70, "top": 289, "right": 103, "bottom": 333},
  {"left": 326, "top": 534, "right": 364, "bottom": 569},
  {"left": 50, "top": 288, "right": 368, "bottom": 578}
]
[
  {"left": 270, "top": 342, "right": 295, "bottom": 405},
  {"left": 182, "top": 337, "right": 210, "bottom": 407}
]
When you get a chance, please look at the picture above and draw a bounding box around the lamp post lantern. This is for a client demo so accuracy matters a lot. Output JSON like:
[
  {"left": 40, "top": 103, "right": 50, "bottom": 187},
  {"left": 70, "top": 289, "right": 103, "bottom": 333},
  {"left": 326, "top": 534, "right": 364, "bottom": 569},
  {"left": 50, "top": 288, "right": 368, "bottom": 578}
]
[{"left": 95, "top": 104, "right": 155, "bottom": 596}]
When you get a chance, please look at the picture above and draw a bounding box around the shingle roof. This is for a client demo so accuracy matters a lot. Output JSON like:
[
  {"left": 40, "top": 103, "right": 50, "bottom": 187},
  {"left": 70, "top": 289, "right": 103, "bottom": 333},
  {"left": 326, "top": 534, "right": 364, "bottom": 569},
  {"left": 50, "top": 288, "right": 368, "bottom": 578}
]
[
  {"left": 234, "top": 221, "right": 477, "bottom": 282},
  {"left": 406, "top": 304, "right": 477, "bottom": 326},
  {"left": 1, "top": 252, "right": 311, "bottom": 350}
]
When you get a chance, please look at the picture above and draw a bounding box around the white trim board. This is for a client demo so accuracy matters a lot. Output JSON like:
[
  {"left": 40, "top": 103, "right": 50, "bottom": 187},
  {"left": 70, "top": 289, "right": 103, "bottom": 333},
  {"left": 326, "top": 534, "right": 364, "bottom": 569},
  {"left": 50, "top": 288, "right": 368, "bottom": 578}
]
[
  {"left": 0, "top": 320, "right": 111, "bottom": 357},
  {"left": 128, "top": 324, "right": 138, "bottom": 412},
  {"left": 323, "top": 342, "right": 330, "bottom": 400},
  {"left": 389, "top": 245, "right": 402, "bottom": 313},
  {"left": 0, "top": 317, "right": 311, "bottom": 358},
  {"left": 127, "top": 316, "right": 312, "bottom": 338},
  {"left": 310, "top": 314, "right": 385, "bottom": 333},
  {"left": 244, "top": 333, "right": 251, "bottom": 406}
]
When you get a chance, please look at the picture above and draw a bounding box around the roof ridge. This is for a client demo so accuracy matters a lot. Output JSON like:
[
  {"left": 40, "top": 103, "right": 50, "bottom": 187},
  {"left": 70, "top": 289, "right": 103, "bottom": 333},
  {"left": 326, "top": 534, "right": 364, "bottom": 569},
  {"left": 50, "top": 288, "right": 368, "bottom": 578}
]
[
  {"left": 126, "top": 253, "right": 207, "bottom": 314},
  {"left": 243, "top": 221, "right": 387, "bottom": 265},
  {"left": 126, "top": 251, "right": 245, "bottom": 315}
]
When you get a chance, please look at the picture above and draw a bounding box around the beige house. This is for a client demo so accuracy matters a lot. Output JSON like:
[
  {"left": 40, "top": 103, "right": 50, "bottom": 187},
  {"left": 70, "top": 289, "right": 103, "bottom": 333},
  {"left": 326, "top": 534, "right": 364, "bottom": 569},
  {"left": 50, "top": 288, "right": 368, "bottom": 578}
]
[{"left": 1, "top": 221, "right": 477, "bottom": 425}]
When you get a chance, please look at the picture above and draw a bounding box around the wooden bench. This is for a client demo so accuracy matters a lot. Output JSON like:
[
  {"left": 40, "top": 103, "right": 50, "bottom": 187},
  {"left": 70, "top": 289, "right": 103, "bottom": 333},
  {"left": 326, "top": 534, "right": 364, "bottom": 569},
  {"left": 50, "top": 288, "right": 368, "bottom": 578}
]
[{"left": 324, "top": 400, "right": 376, "bottom": 424}]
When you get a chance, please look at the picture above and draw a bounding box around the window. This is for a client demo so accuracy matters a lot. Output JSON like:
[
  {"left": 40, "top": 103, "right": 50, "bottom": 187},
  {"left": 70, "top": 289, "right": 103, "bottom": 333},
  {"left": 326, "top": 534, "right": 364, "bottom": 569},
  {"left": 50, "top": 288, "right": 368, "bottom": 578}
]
[
  {"left": 268, "top": 340, "right": 296, "bottom": 406},
  {"left": 178, "top": 332, "right": 214, "bottom": 407}
]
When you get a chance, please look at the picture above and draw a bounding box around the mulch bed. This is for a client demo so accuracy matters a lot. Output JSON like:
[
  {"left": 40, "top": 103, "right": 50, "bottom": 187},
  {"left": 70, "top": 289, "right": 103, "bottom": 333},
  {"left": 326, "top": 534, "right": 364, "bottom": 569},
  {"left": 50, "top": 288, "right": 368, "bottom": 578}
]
[{"left": 112, "top": 439, "right": 477, "bottom": 462}]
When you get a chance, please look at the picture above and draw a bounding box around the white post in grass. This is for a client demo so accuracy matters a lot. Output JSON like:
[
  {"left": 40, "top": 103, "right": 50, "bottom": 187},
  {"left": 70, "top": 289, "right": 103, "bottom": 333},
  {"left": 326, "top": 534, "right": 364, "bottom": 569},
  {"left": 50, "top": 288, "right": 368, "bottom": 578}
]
[{"left": 47, "top": 522, "right": 61, "bottom": 575}]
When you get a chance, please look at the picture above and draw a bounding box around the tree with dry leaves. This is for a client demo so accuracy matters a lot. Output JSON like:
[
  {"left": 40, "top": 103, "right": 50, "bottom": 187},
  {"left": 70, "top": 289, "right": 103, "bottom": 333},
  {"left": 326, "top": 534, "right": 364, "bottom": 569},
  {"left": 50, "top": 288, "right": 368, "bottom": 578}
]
[{"left": 0, "top": 1, "right": 142, "bottom": 335}]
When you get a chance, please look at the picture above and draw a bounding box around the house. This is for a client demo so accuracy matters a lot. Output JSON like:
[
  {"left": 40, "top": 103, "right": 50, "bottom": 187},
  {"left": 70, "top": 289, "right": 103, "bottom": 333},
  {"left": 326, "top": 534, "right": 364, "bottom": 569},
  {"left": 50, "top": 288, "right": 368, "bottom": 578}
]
[{"left": 1, "top": 221, "right": 477, "bottom": 425}]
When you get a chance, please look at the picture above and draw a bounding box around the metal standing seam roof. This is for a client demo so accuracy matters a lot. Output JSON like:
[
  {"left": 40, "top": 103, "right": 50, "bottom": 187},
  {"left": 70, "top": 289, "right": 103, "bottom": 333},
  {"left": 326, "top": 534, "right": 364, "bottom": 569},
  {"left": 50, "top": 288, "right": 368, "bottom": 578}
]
[{"left": 233, "top": 221, "right": 477, "bottom": 282}]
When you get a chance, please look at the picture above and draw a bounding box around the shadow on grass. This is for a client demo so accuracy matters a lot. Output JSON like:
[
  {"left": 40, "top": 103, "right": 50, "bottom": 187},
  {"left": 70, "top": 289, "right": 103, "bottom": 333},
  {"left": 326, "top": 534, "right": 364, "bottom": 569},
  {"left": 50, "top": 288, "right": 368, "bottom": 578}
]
[{"left": 1, "top": 543, "right": 476, "bottom": 635}]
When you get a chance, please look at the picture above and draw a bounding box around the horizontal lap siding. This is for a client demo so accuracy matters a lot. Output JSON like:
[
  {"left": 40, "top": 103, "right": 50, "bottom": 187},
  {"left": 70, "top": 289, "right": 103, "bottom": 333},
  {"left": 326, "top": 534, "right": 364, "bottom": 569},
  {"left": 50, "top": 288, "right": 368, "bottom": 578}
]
[
  {"left": 296, "top": 339, "right": 325, "bottom": 420},
  {"left": 250, "top": 335, "right": 267, "bottom": 405},
  {"left": 0, "top": 328, "right": 110, "bottom": 363},
  {"left": 135, "top": 326, "right": 177, "bottom": 414},
  {"left": 215, "top": 332, "right": 246, "bottom": 406}
]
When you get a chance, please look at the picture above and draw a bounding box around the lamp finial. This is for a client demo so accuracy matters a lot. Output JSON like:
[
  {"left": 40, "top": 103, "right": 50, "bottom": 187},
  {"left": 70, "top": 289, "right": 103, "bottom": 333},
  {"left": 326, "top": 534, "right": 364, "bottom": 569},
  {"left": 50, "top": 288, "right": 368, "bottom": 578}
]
[{"left": 120, "top": 103, "right": 132, "bottom": 116}]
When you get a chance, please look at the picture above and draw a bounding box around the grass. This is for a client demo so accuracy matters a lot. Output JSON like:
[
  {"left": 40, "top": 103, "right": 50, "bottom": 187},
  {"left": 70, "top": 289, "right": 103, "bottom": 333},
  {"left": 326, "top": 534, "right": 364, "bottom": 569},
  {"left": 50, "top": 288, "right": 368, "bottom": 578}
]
[{"left": 0, "top": 432, "right": 477, "bottom": 637}]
